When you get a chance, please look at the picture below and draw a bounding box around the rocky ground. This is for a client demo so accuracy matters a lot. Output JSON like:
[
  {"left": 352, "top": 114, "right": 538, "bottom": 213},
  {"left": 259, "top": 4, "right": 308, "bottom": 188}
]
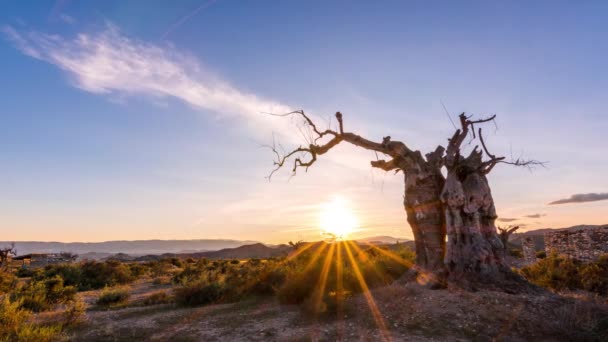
[{"left": 54, "top": 278, "right": 608, "bottom": 341}]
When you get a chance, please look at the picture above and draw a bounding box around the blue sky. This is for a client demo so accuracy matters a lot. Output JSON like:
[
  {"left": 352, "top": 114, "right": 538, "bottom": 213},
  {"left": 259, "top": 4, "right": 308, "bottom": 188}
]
[{"left": 1, "top": 1, "right": 607, "bottom": 242}]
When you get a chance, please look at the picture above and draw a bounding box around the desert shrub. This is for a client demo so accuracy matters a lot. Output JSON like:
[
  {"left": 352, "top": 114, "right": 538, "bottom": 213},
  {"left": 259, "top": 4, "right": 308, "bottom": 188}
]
[
  {"left": 80, "top": 260, "right": 134, "bottom": 290},
  {"left": 15, "top": 267, "right": 36, "bottom": 278},
  {"left": 174, "top": 281, "right": 224, "bottom": 306},
  {"left": 148, "top": 260, "right": 176, "bottom": 277},
  {"left": 536, "top": 250, "right": 547, "bottom": 259},
  {"left": 43, "top": 275, "right": 76, "bottom": 304},
  {"left": 13, "top": 275, "right": 77, "bottom": 312},
  {"left": 520, "top": 253, "right": 580, "bottom": 291},
  {"left": 0, "top": 270, "right": 17, "bottom": 294},
  {"left": 0, "top": 296, "right": 63, "bottom": 341},
  {"left": 0, "top": 296, "right": 31, "bottom": 338},
  {"left": 172, "top": 264, "right": 205, "bottom": 284},
  {"left": 15, "top": 323, "right": 62, "bottom": 342},
  {"left": 41, "top": 263, "right": 82, "bottom": 287},
  {"left": 520, "top": 253, "right": 608, "bottom": 296},
  {"left": 142, "top": 291, "right": 172, "bottom": 305},
  {"left": 276, "top": 242, "right": 413, "bottom": 312},
  {"left": 16, "top": 281, "right": 51, "bottom": 312},
  {"left": 128, "top": 263, "right": 147, "bottom": 278},
  {"left": 230, "top": 259, "right": 240, "bottom": 265},
  {"left": 63, "top": 297, "right": 87, "bottom": 325},
  {"left": 580, "top": 262, "right": 608, "bottom": 296},
  {"left": 96, "top": 287, "right": 130, "bottom": 306}
]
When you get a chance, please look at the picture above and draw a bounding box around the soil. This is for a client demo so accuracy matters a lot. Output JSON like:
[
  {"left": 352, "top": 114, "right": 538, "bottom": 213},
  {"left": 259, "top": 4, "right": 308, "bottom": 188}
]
[{"left": 59, "top": 279, "right": 608, "bottom": 341}]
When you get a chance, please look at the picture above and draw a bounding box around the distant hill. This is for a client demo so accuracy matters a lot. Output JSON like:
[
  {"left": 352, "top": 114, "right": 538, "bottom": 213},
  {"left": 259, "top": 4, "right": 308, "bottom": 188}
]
[
  {"left": 510, "top": 224, "right": 607, "bottom": 250},
  {"left": 108, "top": 243, "right": 293, "bottom": 262},
  {"left": 1, "top": 239, "right": 259, "bottom": 256},
  {"left": 184, "top": 243, "right": 292, "bottom": 260}
]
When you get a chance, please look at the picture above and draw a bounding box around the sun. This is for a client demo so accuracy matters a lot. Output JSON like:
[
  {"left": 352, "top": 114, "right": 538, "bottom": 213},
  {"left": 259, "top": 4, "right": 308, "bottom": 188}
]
[{"left": 319, "top": 196, "right": 359, "bottom": 240}]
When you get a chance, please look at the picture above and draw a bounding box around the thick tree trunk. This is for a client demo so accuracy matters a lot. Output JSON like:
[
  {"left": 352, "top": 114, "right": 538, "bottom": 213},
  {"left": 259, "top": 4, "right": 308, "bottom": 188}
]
[
  {"left": 403, "top": 172, "right": 446, "bottom": 273},
  {"left": 439, "top": 151, "right": 512, "bottom": 287}
]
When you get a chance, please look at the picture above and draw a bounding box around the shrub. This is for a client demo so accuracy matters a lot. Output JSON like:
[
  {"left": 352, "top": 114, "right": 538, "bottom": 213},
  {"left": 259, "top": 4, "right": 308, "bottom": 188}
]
[
  {"left": 43, "top": 275, "right": 76, "bottom": 304},
  {"left": 0, "top": 296, "right": 31, "bottom": 338},
  {"left": 536, "top": 250, "right": 547, "bottom": 259},
  {"left": 520, "top": 253, "right": 580, "bottom": 291},
  {"left": 15, "top": 267, "right": 36, "bottom": 278},
  {"left": 15, "top": 323, "right": 62, "bottom": 342},
  {"left": 0, "top": 270, "right": 17, "bottom": 294},
  {"left": 174, "top": 281, "right": 224, "bottom": 306},
  {"left": 142, "top": 291, "right": 172, "bottom": 305},
  {"left": 580, "top": 263, "right": 608, "bottom": 296},
  {"left": 42, "top": 263, "right": 81, "bottom": 288},
  {"left": 0, "top": 296, "right": 63, "bottom": 342},
  {"left": 96, "top": 287, "right": 130, "bottom": 306},
  {"left": 520, "top": 253, "right": 608, "bottom": 296},
  {"left": 17, "top": 281, "right": 51, "bottom": 312},
  {"left": 64, "top": 297, "right": 87, "bottom": 325}
]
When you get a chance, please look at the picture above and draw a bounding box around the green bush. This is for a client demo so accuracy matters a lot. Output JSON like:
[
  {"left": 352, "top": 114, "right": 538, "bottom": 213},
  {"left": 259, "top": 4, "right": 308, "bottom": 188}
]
[{"left": 96, "top": 287, "right": 130, "bottom": 306}]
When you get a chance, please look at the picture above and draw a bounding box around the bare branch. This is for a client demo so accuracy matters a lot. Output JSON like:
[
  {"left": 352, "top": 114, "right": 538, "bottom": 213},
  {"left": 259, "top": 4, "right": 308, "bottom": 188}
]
[{"left": 265, "top": 111, "right": 416, "bottom": 179}]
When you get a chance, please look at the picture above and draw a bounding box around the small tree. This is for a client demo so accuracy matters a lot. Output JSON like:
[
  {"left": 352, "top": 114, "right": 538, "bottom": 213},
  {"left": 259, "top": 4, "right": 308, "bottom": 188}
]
[
  {"left": 0, "top": 243, "right": 16, "bottom": 269},
  {"left": 497, "top": 225, "right": 520, "bottom": 256}
]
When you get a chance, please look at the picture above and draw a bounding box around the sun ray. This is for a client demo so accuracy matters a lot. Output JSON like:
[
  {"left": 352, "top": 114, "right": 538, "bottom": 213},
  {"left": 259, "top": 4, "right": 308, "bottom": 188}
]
[
  {"left": 347, "top": 241, "right": 392, "bottom": 285},
  {"left": 301, "top": 242, "right": 329, "bottom": 273},
  {"left": 360, "top": 241, "right": 441, "bottom": 286},
  {"left": 311, "top": 242, "right": 336, "bottom": 314},
  {"left": 336, "top": 241, "right": 345, "bottom": 339},
  {"left": 359, "top": 241, "right": 416, "bottom": 269},
  {"left": 343, "top": 241, "right": 392, "bottom": 341}
]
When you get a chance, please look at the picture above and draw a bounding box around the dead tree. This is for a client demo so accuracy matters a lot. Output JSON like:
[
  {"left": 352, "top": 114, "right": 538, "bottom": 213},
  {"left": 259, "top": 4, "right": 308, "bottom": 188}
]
[
  {"left": 497, "top": 225, "right": 520, "bottom": 256},
  {"left": 0, "top": 243, "right": 16, "bottom": 269},
  {"left": 267, "top": 111, "right": 541, "bottom": 289}
]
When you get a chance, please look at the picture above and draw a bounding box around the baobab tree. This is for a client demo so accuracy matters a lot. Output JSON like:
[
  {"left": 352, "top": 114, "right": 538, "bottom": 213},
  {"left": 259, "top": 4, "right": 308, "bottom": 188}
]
[{"left": 267, "top": 110, "right": 540, "bottom": 289}]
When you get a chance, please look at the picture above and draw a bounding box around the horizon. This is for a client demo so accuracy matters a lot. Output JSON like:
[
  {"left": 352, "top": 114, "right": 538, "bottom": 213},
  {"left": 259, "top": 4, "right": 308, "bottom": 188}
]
[{"left": 2, "top": 1, "right": 608, "bottom": 244}]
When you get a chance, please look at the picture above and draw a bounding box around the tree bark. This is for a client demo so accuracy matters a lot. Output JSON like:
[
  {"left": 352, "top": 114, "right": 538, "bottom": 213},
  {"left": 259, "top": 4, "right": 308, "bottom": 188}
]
[
  {"left": 403, "top": 172, "right": 446, "bottom": 273},
  {"left": 440, "top": 150, "right": 509, "bottom": 285}
]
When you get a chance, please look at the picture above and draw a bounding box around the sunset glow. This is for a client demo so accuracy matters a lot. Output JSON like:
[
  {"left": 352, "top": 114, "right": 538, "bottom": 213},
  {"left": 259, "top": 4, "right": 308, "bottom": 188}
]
[{"left": 319, "top": 197, "right": 359, "bottom": 240}]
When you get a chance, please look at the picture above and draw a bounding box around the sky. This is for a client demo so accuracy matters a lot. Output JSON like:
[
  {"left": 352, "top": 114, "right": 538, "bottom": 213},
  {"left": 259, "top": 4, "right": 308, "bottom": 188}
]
[{"left": 1, "top": 1, "right": 607, "bottom": 243}]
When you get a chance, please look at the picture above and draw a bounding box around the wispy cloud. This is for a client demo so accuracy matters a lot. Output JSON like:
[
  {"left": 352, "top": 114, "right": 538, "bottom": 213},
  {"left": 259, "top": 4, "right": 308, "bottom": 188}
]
[
  {"left": 58, "top": 14, "right": 76, "bottom": 25},
  {"left": 549, "top": 193, "right": 608, "bottom": 205},
  {"left": 497, "top": 217, "right": 518, "bottom": 222},
  {"left": 524, "top": 213, "right": 546, "bottom": 218},
  {"left": 2, "top": 23, "right": 290, "bottom": 120}
]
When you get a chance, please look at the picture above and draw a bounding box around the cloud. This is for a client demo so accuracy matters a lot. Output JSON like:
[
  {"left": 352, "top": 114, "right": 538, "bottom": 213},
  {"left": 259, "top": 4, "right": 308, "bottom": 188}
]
[
  {"left": 59, "top": 14, "right": 76, "bottom": 25},
  {"left": 2, "top": 23, "right": 291, "bottom": 121},
  {"left": 524, "top": 213, "right": 546, "bottom": 218},
  {"left": 549, "top": 193, "right": 608, "bottom": 205},
  {"left": 497, "top": 217, "right": 518, "bottom": 222}
]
